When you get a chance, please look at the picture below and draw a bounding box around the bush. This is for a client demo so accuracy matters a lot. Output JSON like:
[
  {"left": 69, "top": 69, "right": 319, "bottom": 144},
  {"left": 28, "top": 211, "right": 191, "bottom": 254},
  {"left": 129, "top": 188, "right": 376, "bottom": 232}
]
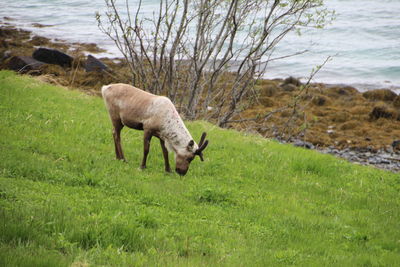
[
  {"left": 369, "top": 103, "right": 398, "bottom": 120},
  {"left": 362, "top": 89, "right": 397, "bottom": 102},
  {"left": 340, "top": 120, "right": 360, "bottom": 130},
  {"left": 393, "top": 95, "right": 400, "bottom": 108},
  {"left": 312, "top": 95, "right": 330, "bottom": 106}
]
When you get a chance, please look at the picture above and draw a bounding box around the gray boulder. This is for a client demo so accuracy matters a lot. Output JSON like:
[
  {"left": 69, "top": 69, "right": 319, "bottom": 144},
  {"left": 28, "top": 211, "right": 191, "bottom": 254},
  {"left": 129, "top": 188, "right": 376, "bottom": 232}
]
[
  {"left": 5, "top": 56, "right": 45, "bottom": 73},
  {"left": 84, "top": 55, "right": 108, "bottom": 72},
  {"left": 32, "top": 47, "right": 73, "bottom": 67}
]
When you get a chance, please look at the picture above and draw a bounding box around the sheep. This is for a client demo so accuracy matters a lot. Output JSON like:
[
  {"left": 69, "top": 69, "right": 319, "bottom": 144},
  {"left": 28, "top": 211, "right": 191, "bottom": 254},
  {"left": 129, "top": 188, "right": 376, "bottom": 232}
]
[{"left": 101, "top": 83, "right": 209, "bottom": 176}]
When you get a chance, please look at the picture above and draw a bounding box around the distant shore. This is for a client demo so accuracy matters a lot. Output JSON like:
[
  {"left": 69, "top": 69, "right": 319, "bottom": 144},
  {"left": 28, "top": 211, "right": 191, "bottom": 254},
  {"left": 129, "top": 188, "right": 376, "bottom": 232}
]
[
  {"left": 2, "top": 15, "right": 400, "bottom": 94},
  {"left": 1, "top": 23, "right": 399, "bottom": 172}
]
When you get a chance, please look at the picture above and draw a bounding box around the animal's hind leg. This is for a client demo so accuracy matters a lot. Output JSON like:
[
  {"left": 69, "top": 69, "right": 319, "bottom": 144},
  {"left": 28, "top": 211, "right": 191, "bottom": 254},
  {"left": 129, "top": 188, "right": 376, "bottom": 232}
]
[{"left": 112, "top": 120, "right": 125, "bottom": 160}]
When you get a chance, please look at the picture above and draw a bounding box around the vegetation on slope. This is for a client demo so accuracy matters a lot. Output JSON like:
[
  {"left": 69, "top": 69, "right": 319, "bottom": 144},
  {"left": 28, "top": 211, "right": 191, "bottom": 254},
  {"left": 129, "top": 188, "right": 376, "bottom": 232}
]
[
  {"left": 0, "top": 70, "right": 399, "bottom": 266},
  {"left": 2, "top": 25, "right": 400, "bottom": 151}
]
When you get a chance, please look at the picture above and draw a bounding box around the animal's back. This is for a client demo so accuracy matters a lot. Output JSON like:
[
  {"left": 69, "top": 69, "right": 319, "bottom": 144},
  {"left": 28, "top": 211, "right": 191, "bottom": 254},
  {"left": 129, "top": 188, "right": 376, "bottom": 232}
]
[
  {"left": 101, "top": 83, "right": 172, "bottom": 130},
  {"left": 101, "top": 83, "right": 155, "bottom": 102}
]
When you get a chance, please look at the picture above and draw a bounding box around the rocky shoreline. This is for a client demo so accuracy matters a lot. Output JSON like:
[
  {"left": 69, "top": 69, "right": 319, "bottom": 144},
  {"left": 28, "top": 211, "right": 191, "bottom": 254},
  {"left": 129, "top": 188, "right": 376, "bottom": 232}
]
[
  {"left": 290, "top": 140, "right": 400, "bottom": 172},
  {"left": 1, "top": 21, "right": 399, "bottom": 172},
  {"left": 321, "top": 147, "right": 400, "bottom": 172}
]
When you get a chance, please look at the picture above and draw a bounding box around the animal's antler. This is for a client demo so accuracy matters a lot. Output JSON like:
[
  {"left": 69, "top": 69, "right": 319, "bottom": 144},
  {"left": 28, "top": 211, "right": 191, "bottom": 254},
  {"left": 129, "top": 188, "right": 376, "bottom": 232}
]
[
  {"left": 198, "top": 132, "right": 207, "bottom": 147},
  {"left": 195, "top": 132, "right": 209, "bottom": 161}
]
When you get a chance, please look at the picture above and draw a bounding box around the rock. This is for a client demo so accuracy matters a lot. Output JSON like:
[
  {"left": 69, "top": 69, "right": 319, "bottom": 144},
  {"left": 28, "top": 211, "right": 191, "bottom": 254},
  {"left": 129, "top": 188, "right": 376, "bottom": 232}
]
[
  {"left": 385, "top": 145, "right": 394, "bottom": 154},
  {"left": 294, "top": 140, "right": 314, "bottom": 149},
  {"left": 29, "top": 36, "right": 51, "bottom": 46},
  {"left": 4, "top": 55, "right": 45, "bottom": 73},
  {"left": 0, "top": 38, "right": 7, "bottom": 50},
  {"left": 259, "top": 96, "right": 275, "bottom": 107},
  {"left": 281, "top": 83, "right": 297, "bottom": 92},
  {"left": 340, "top": 121, "right": 360, "bottom": 131},
  {"left": 312, "top": 95, "right": 329, "bottom": 106},
  {"left": 368, "top": 157, "right": 380, "bottom": 164},
  {"left": 0, "top": 50, "right": 12, "bottom": 62},
  {"left": 392, "top": 140, "right": 400, "bottom": 151},
  {"left": 349, "top": 155, "right": 360, "bottom": 162},
  {"left": 393, "top": 95, "right": 400, "bottom": 108},
  {"left": 84, "top": 54, "right": 108, "bottom": 72},
  {"left": 380, "top": 159, "right": 391, "bottom": 164},
  {"left": 31, "top": 23, "right": 52, "bottom": 28},
  {"left": 327, "top": 86, "right": 358, "bottom": 96},
  {"left": 362, "top": 89, "right": 397, "bottom": 102},
  {"left": 260, "top": 84, "right": 278, "bottom": 97},
  {"left": 341, "top": 86, "right": 358, "bottom": 95},
  {"left": 331, "top": 112, "right": 348, "bottom": 123},
  {"left": 282, "top": 76, "right": 302, "bottom": 87},
  {"left": 32, "top": 47, "right": 73, "bottom": 67},
  {"left": 318, "top": 145, "right": 400, "bottom": 172},
  {"left": 369, "top": 104, "right": 397, "bottom": 120},
  {"left": 279, "top": 76, "right": 302, "bottom": 91}
]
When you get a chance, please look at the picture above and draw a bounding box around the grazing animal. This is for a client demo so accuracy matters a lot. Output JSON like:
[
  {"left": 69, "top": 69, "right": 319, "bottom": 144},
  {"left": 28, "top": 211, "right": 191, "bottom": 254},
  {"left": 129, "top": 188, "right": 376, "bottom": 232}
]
[{"left": 101, "top": 83, "right": 209, "bottom": 176}]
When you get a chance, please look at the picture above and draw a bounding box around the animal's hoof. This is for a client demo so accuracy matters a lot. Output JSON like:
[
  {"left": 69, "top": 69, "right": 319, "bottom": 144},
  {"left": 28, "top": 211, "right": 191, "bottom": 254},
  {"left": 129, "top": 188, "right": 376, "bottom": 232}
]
[
  {"left": 165, "top": 168, "right": 172, "bottom": 173},
  {"left": 140, "top": 165, "right": 146, "bottom": 170}
]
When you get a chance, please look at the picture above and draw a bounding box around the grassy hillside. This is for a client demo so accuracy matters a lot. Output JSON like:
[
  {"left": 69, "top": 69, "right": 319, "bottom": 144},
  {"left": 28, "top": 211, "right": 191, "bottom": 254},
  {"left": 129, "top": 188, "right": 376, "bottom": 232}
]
[{"left": 0, "top": 70, "right": 399, "bottom": 266}]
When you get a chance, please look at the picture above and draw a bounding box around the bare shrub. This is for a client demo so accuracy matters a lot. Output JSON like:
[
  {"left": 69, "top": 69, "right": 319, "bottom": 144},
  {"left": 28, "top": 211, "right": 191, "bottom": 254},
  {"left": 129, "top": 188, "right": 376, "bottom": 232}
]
[{"left": 96, "top": 0, "right": 332, "bottom": 126}]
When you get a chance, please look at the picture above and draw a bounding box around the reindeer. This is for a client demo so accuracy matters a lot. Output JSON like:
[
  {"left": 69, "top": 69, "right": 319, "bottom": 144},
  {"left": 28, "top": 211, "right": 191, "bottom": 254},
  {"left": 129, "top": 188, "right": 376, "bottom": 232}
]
[{"left": 101, "top": 83, "right": 209, "bottom": 176}]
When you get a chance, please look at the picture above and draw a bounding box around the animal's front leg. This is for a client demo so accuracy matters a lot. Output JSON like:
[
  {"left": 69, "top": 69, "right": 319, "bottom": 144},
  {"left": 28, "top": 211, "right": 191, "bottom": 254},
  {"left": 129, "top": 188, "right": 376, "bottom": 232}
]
[
  {"left": 140, "top": 130, "right": 152, "bottom": 169},
  {"left": 159, "top": 138, "right": 172, "bottom": 173}
]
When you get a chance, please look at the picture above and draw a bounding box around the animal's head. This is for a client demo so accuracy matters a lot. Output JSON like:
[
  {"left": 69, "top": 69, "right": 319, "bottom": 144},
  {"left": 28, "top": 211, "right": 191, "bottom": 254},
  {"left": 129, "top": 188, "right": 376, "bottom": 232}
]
[{"left": 175, "top": 132, "right": 209, "bottom": 176}]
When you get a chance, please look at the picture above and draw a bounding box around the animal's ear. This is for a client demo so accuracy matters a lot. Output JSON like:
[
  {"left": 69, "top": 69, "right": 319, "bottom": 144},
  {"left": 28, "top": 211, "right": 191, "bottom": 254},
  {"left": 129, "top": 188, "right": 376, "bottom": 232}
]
[{"left": 187, "top": 140, "right": 194, "bottom": 151}]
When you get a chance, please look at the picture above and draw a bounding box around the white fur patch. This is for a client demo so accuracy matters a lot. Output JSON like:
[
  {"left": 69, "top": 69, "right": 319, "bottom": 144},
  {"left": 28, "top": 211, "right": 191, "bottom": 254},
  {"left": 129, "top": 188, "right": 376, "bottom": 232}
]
[
  {"left": 101, "top": 85, "right": 111, "bottom": 95},
  {"left": 165, "top": 140, "right": 174, "bottom": 153},
  {"left": 116, "top": 99, "right": 126, "bottom": 109},
  {"left": 150, "top": 96, "right": 198, "bottom": 156}
]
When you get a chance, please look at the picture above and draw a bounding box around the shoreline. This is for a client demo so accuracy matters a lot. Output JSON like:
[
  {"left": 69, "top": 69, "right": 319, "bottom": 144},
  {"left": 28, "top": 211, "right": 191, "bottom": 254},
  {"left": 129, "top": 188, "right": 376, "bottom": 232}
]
[
  {"left": 2, "top": 17, "right": 400, "bottom": 94},
  {"left": 1, "top": 23, "right": 399, "bottom": 172}
]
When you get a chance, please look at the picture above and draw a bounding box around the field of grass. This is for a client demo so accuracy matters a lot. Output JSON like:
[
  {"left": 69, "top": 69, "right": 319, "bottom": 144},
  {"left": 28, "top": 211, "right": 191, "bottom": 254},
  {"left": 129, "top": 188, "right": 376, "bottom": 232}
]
[{"left": 0, "top": 70, "right": 399, "bottom": 266}]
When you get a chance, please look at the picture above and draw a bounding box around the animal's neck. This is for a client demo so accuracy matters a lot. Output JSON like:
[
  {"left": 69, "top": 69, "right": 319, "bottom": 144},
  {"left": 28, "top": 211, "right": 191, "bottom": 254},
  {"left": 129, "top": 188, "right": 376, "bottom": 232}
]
[{"left": 161, "top": 116, "right": 193, "bottom": 154}]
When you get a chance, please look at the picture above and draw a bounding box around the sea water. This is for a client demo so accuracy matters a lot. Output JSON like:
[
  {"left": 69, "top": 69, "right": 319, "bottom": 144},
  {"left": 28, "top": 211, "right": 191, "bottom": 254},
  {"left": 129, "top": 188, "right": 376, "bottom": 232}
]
[{"left": 1, "top": 0, "right": 399, "bottom": 92}]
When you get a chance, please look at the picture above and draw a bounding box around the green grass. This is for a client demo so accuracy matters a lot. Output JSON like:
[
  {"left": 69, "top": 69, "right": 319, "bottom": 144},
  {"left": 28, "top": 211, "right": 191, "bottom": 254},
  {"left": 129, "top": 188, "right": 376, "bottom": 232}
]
[{"left": 0, "top": 70, "right": 399, "bottom": 266}]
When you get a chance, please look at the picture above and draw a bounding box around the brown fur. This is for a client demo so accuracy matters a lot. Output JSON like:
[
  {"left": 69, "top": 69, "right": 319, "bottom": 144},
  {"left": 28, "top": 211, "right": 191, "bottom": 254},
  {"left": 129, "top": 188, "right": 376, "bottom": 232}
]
[{"left": 102, "top": 83, "right": 208, "bottom": 175}]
